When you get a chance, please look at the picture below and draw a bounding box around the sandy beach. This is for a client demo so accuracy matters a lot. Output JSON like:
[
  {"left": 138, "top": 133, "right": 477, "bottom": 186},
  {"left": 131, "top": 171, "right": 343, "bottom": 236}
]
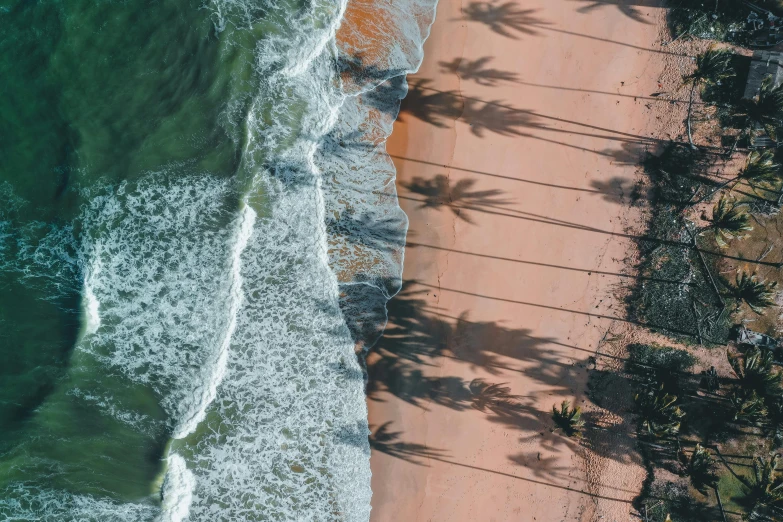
[{"left": 364, "top": 0, "right": 674, "bottom": 519}]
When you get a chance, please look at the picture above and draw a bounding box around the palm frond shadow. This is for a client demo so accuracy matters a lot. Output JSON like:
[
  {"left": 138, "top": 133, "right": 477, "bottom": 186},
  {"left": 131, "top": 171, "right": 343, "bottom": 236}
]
[
  {"left": 568, "top": 0, "right": 661, "bottom": 24},
  {"left": 438, "top": 57, "right": 519, "bottom": 86},
  {"left": 401, "top": 174, "right": 513, "bottom": 223},
  {"left": 460, "top": 3, "right": 551, "bottom": 39},
  {"left": 325, "top": 207, "right": 407, "bottom": 253},
  {"left": 358, "top": 280, "right": 646, "bottom": 473},
  {"left": 369, "top": 421, "right": 450, "bottom": 465}
]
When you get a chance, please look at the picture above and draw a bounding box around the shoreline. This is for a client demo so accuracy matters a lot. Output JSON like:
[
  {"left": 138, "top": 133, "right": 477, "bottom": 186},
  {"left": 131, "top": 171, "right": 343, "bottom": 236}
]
[{"left": 367, "top": 0, "right": 674, "bottom": 519}]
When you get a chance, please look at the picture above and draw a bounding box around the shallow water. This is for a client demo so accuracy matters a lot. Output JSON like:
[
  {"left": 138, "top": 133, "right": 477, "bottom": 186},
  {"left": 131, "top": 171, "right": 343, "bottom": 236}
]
[{"left": 0, "top": 0, "right": 437, "bottom": 519}]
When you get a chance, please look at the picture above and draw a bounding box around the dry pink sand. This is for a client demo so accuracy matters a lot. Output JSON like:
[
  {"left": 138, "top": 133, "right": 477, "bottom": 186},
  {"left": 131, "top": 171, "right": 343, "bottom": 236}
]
[{"left": 362, "top": 0, "right": 673, "bottom": 519}]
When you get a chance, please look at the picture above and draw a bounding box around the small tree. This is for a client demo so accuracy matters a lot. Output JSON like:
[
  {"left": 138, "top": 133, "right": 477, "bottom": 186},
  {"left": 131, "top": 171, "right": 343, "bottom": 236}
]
[
  {"left": 728, "top": 346, "right": 782, "bottom": 398},
  {"left": 737, "top": 75, "right": 783, "bottom": 144},
  {"left": 700, "top": 195, "right": 752, "bottom": 248},
  {"left": 687, "top": 444, "right": 719, "bottom": 493},
  {"left": 738, "top": 150, "right": 782, "bottom": 188},
  {"left": 730, "top": 387, "right": 768, "bottom": 423},
  {"left": 765, "top": 400, "right": 783, "bottom": 448},
  {"left": 635, "top": 384, "right": 685, "bottom": 438},
  {"left": 683, "top": 48, "right": 735, "bottom": 148},
  {"left": 744, "top": 454, "right": 783, "bottom": 516},
  {"left": 552, "top": 400, "right": 584, "bottom": 438},
  {"left": 725, "top": 272, "right": 777, "bottom": 314}
]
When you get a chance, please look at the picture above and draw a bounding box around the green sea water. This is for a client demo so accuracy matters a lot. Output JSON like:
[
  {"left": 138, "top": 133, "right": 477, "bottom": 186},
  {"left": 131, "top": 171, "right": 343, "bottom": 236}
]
[
  {"left": 0, "top": 0, "right": 435, "bottom": 517},
  {"left": 0, "top": 0, "right": 254, "bottom": 504}
]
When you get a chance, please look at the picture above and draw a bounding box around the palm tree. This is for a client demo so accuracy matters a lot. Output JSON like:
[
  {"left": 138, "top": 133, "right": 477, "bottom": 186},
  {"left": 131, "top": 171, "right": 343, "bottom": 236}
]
[
  {"left": 634, "top": 384, "right": 685, "bottom": 438},
  {"left": 704, "top": 151, "right": 782, "bottom": 201},
  {"left": 551, "top": 400, "right": 584, "bottom": 437},
  {"left": 739, "top": 150, "right": 782, "bottom": 187},
  {"left": 730, "top": 387, "right": 768, "bottom": 423},
  {"left": 736, "top": 75, "right": 783, "bottom": 145},
  {"left": 744, "top": 454, "right": 783, "bottom": 516},
  {"left": 728, "top": 346, "right": 782, "bottom": 397},
  {"left": 683, "top": 48, "right": 735, "bottom": 148},
  {"left": 765, "top": 399, "right": 783, "bottom": 448},
  {"left": 700, "top": 195, "right": 752, "bottom": 248},
  {"left": 687, "top": 444, "right": 719, "bottom": 493},
  {"left": 725, "top": 271, "right": 778, "bottom": 314}
]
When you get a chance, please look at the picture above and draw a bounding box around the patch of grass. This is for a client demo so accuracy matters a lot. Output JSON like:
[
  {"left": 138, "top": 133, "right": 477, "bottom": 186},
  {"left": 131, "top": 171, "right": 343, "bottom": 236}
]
[
  {"left": 644, "top": 479, "right": 718, "bottom": 521},
  {"left": 717, "top": 466, "right": 751, "bottom": 514}
]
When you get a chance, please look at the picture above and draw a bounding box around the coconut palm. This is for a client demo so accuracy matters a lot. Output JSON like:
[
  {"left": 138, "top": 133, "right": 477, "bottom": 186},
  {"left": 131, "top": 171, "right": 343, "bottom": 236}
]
[
  {"left": 739, "top": 150, "right": 782, "bottom": 187},
  {"left": 728, "top": 346, "right": 782, "bottom": 397},
  {"left": 683, "top": 48, "right": 735, "bottom": 147},
  {"left": 687, "top": 444, "right": 718, "bottom": 493},
  {"left": 700, "top": 195, "right": 752, "bottom": 248},
  {"left": 744, "top": 454, "right": 783, "bottom": 515},
  {"left": 634, "top": 384, "right": 685, "bottom": 438},
  {"left": 764, "top": 399, "right": 783, "bottom": 448},
  {"left": 725, "top": 271, "right": 778, "bottom": 314},
  {"left": 730, "top": 387, "right": 768, "bottom": 423},
  {"left": 551, "top": 400, "right": 584, "bottom": 438},
  {"left": 737, "top": 75, "right": 783, "bottom": 144}
]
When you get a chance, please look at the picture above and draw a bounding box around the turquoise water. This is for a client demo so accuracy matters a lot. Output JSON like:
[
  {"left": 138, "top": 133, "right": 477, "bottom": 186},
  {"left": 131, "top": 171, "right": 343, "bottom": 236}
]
[{"left": 0, "top": 0, "right": 436, "bottom": 519}]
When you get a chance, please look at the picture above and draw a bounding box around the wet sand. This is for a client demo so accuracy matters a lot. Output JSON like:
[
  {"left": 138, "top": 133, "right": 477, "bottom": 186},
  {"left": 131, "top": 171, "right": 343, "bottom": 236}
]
[{"left": 365, "top": 0, "right": 671, "bottom": 519}]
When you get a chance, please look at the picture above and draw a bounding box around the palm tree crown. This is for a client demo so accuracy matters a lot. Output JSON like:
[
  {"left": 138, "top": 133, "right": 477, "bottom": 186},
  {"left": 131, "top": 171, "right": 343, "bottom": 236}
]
[
  {"left": 634, "top": 384, "right": 685, "bottom": 438},
  {"left": 738, "top": 76, "right": 783, "bottom": 140},
  {"left": 701, "top": 195, "right": 752, "bottom": 248},
  {"left": 551, "top": 400, "right": 584, "bottom": 437},
  {"left": 745, "top": 454, "right": 783, "bottom": 513},
  {"left": 683, "top": 48, "right": 735, "bottom": 148},
  {"left": 687, "top": 444, "right": 718, "bottom": 493},
  {"left": 684, "top": 48, "right": 735, "bottom": 87},
  {"left": 738, "top": 150, "right": 782, "bottom": 187},
  {"left": 728, "top": 346, "right": 782, "bottom": 397},
  {"left": 726, "top": 271, "right": 778, "bottom": 314}
]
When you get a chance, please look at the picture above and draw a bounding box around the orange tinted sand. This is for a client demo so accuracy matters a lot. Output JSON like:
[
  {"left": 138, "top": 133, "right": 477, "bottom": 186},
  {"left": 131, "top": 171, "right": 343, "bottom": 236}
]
[{"left": 364, "top": 0, "right": 672, "bottom": 520}]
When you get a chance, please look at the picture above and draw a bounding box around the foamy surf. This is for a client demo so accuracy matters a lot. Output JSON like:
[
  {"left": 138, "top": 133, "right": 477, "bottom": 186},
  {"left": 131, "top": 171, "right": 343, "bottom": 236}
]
[{"left": 0, "top": 0, "right": 441, "bottom": 517}]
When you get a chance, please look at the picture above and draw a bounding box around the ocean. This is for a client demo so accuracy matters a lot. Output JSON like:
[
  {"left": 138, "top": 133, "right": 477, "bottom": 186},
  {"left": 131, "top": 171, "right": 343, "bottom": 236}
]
[{"left": 0, "top": 0, "right": 436, "bottom": 519}]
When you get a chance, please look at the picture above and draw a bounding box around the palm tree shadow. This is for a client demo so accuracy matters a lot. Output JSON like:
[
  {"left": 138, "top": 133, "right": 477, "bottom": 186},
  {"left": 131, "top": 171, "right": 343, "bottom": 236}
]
[
  {"left": 462, "top": 98, "right": 545, "bottom": 137},
  {"left": 601, "top": 141, "right": 648, "bottom": 165},
  {"left": 368, "top": 421, "right": 450, "bottom": 465},
  {"left": 460, "top": 2, "right": 551, "bottom": 39},
  {"left": 508, "top": 452, "right": 575, "bottom": 482},
  {"left": 589, "top": 176, "right": 642, "bottom": 205},
  {"left": 401, "top": 175, "right": 513, "bottom": 223},
  {"left": 438, "top": 57, "right": 519, "bottom": 86},
  {"left": 396, "top": 79, "right": 464, "bottom": 128},
  {"left": 325, "top": 207, "right": 407, "bottom": 253},
  {"left": 395, "top": 79, "right": 549, "bottom": 137},
  {"left": 569, "top": 0, "right": 659, "bottom": 24}
]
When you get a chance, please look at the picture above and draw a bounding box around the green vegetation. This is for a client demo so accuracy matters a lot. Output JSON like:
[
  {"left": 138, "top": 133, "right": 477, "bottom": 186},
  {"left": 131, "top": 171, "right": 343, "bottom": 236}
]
[
  {"left": 551, "top": 400, "right": 584, "bottom": 438},
  {"left": 737, "top": 76, "right": 783, "bottom": 142},
  {"left": 686, "top": 444, "right": 718, "bottom": 493},
  {"left": 725, "top": 272, "right": 778, "bottom": 314},
  {"left": 635, "top": 384, "right": 686, "bottom": 438},
  {"left": 728, "top": 346, "right": 781, "bottom": 396},
  {"left": 683, "top": 48, "right": 736, "bottom": 147},
  {"left": 700, "top": 195, "right": 752, "bottom": 248},
  {"left": 741, "top": 454, "right": 783, "bottom": 517}
]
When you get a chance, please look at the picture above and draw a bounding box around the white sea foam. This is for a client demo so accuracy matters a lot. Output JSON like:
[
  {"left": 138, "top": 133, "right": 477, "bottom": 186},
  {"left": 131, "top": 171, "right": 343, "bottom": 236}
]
[
  {"left": 82, "top": 274, "right": 102, "bottom": 336},
  {"left": 158, "top": 454, "right": 196, "bottom": 522},
  {"left": 171, "top": 201, "right": 256, "bottom": 441},
  {"left": 0, "top": 0, "right": 440, "bottom": 517}
]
